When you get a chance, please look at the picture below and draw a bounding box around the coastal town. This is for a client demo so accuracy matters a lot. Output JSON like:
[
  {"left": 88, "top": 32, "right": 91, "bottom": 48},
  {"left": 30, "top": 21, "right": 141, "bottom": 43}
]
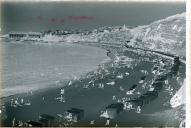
[{"left": 0, "top": 11, "right": 186, "bottom": 127}]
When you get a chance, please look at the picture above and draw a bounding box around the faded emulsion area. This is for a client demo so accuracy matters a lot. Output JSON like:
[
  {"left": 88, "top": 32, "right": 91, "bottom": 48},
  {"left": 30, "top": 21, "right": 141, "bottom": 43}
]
[
  {"left": 0, "top": 1, "right": 186, "bottom": 127},
  {"left": 1, "top": 2, "right": 185, "bottom": 33}
]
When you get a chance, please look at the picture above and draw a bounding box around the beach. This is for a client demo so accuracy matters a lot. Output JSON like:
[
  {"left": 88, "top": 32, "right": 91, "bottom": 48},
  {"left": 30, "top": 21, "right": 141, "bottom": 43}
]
[{"left": 0, "top": 42, "right": 185, "bottom": 127}]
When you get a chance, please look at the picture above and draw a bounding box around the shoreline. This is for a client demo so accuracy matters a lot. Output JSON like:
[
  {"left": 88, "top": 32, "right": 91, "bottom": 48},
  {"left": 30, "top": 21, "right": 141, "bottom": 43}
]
[
  {"left": 0, "top": 42, "right": 113, "bottom": 103},
  {"left": 0, "top": 41, "right": 186, "bottom": 127},
  {"left": 1, "top": 41, "right": 185, "bottom": 104}
]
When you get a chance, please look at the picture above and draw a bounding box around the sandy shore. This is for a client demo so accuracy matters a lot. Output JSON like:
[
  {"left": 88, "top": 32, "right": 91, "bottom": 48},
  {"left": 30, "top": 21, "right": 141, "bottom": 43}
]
[{"left": 0, "top": 43, "right": 185, "bottom": 127}]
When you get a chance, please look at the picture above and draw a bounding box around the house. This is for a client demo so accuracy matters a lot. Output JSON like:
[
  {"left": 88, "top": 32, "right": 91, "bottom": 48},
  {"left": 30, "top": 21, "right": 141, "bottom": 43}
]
[
  {"left": 38, "top": 114, "right": 55, "bottom": 126},
  {"left": 64, "top": 108, "right": 84, "bottom": 122},
  {"left": 9, "top": 32, "right": 27, "bottom": 40},
  {"left": 27, "top": 32, "right": 42, "bottom": 40}
]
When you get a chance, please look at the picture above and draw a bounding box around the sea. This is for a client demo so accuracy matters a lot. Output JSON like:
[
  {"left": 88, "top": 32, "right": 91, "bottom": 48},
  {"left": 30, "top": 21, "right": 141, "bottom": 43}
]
[{"left": 1, "top": 41, "right": 108, "bottom": 97}]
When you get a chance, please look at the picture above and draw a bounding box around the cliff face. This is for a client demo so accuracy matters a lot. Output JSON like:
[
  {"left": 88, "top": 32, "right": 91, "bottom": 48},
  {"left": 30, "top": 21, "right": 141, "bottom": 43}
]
[
  {"left": 170, "top": 79, "right": 186, "bottom": 108},
  {"left": 136, "top": 13, "right": 186, "bottom": 108},
  {"left": 129, "top": 12, "right": 186, "bottom": 58},
  {"left": 80, "top": 12, "right": 186, "bottom": 58}
]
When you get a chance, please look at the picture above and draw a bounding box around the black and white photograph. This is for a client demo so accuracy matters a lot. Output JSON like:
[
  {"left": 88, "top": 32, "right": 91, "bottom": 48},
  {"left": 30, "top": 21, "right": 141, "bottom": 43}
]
[{"left": 0, "top": 0, "right": 187, "bottom": 127}]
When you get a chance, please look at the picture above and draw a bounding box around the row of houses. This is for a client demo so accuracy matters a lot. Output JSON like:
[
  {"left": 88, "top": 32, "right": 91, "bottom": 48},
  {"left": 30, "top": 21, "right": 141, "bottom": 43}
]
[{"left": 8, "top": 32, "right": 42, "bottom": 41}]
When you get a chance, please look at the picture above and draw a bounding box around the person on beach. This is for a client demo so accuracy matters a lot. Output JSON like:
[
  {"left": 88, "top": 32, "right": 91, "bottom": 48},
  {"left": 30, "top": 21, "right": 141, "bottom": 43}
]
[
  {"left": 18, "top": 120, "right": 24, "bottom": 127},
  {"left": 136, "top": 106, "right": 141, "bottom": 113},
  {"left": 105, "top": 118, "right": 110, "bottom": 126},
  {"left": 21, "top": 98, "right": 24, "bottom": 104},
  {"left": 12, "top": 117, "right": 16, "bottom": 127},
  {"left": 13, "top": 98, "right": 20, "bottom": 107},
  {"left": 112, "top": 95, "right": 116, "bottom": 100},
  {"left": 10, "top": 99, "right": 14, "bottom": 107},
  {"left": 61, "top": 89, "right": 65, "bottom": 95},
  {"left": 90, "top": 120, "right": 95, "bottom": 125},
  {"left": 68, "top": 81, "right": 72, "bottom": 86}
]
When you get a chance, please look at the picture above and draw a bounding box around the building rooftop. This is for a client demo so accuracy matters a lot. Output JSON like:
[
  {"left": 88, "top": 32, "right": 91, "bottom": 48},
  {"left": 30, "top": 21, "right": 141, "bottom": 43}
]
[
  {"left": 67, "top": 108, "right": 84, "bottom": 114},
  {"left": 27, "top": 120, "right": 42, "bottom": 127},
  {"left": 39, "top": 114, "right": 55, "bottom": 120},
  {"left": 28, "top": 32, "right": 42, "bottom": 35}
]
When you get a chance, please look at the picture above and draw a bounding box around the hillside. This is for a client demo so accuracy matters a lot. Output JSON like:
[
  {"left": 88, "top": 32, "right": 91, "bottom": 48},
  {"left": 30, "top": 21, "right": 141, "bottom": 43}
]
[
  {"left": 128, "top": 12, "right": 186, "bottom": 57},
  {"left": 62, "top": 12, "right": 186, "bottom": 58}
]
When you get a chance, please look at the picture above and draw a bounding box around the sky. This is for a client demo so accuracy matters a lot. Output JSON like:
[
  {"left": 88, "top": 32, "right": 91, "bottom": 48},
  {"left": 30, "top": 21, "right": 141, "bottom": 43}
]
[{"left": 1, "top": 1, "right": 186, "bottom": 33}]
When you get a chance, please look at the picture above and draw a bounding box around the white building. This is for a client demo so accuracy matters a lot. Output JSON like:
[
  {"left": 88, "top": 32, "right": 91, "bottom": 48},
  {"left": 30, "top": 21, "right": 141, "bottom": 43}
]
[{"left": 8, "top": 32, "right": 42, "bottom": 41}]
